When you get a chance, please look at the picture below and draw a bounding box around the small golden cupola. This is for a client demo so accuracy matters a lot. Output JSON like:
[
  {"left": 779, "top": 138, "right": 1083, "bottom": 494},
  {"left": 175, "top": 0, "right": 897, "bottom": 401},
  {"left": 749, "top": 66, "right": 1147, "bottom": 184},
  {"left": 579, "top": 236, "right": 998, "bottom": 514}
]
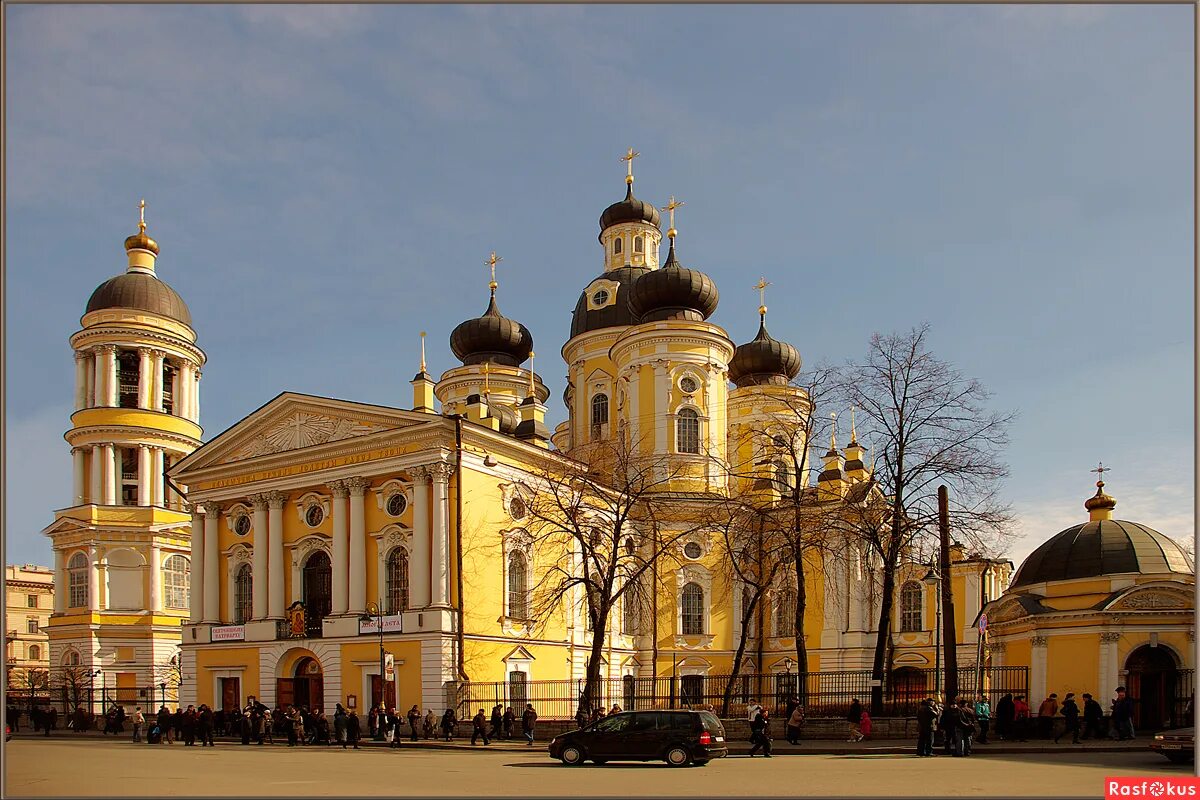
[
  {"left": 1085, "top": 463, "right": 1118, "bottom": 522},
  {"left": 843, "top": 408, "right": 868, "bottom": 483},
  {"left": 817, "top": 412, "right": 846, "bottom": 500},
  {"left": 123, "top": 198, "right": 160, "bottom": 274}
]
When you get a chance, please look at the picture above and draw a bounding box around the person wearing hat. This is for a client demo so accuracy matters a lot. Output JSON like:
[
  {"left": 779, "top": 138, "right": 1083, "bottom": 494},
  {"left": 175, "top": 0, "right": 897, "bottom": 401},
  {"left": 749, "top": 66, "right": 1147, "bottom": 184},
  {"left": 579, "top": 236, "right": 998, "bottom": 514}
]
[{"left": 1055, "top": 693, "right": 1081, "bottom": 744}]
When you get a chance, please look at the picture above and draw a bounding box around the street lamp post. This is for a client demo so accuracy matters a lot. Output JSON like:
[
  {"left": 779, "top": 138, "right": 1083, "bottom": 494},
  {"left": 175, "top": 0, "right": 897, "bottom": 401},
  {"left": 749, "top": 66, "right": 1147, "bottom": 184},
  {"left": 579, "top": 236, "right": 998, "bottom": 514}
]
[
  {"left": 923, "top": 559, "right": 942, "bottom": 702},
  {"left": 359, "top": 600, "right": 387, "bottom": 711}
]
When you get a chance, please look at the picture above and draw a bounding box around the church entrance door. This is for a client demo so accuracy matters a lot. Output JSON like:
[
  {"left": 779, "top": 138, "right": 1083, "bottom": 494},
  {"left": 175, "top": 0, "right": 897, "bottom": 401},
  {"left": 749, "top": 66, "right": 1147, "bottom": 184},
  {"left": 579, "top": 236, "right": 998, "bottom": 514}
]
[{"left": 1125, "top": 645, "right": 1178, "bottom": 731}]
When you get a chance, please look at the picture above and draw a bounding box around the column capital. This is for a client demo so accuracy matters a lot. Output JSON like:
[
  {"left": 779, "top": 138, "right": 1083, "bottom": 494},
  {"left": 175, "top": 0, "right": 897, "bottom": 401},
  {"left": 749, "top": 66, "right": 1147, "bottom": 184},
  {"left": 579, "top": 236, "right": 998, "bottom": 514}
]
[
  {"left": 201, "top": 501, "right": 222, "bottom": 517},
  {"left": 194, "top": 369, "right": 202, "bottom": 380},
  {"left": 411, "top": 465, "right": 432, "bottom": 482},
  {"left": 1100, "top": 632, "right": 1122, "bottom": 644},
  {"left": 94, "top": 343, "right": 117, "bottom": 355},
  {"left": 75, "top": 350, "right": 90, "bottom": 362},
  {"left": 137, "top": 346, "right": 153, "bottom": 358},
  {"left": 247, "top": 493, "right": 270, "bottom": 508},
  {"left": 427, "top": 462, "right": 454, "bottom": 482},
  {"left": 266, "top": 490, "right": 288, "bottom": 508},
  {"left": 149, "top": 348, "right": 167, "bottom": 360},
  {"left": 346, "top": 477, "right": 370, "bottom": 495},
  {"left": 327, "top": 479, "right": 349, "bottom": 497},
  {"left": 1030, "top": 635, "right": 1049, "bottom": 647}
]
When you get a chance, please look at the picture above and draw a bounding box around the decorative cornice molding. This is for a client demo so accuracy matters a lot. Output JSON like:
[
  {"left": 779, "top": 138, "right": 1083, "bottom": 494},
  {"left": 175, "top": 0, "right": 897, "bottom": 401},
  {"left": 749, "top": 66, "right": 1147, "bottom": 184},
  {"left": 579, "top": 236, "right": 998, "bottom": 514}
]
[{"left": 70, "top": 328, "right": 204, "bottom": 363}]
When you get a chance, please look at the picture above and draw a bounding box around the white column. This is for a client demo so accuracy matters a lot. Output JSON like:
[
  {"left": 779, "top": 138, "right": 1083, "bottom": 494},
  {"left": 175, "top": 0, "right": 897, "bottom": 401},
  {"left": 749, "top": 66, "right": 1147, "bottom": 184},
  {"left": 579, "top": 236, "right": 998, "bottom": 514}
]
[
  {"left": 150, "top": 350, "right": 165, "bottom": 411},
  {"left": 429, "top": 464, "right": 452, "bottom": 607},
  {"left": 151, "top": 448, "right": 165, "bottom": 506},
  {"left": 329, "top": 481, "right": 349, "bottom": 616},
  {"left": 90, "top": 446, "right": 103, "bottom": 504},
  {"left": 136, "top": 348, "right": 151, "bottom": 409},
  {"left": 1030, "top": 635, "right": 1048, "bottom": 706},
  {"left": 94, "top": 346, "right": 113, "bottom": 407},
  {"left": 1099, "top": 632, "right": 1120, "bottom": 704},
  {"left": 203, "top": 502, "right": 220, "bottom": 622},
  {"left": 101, "top": 443, "right": 116, "bottom": 505},
  {"left": 74, "top": 352, "right": 89, "bottom": 410},
  {"left": 171, "top": 366, "right": 181, "bottom": 417},
  {"left": 137, "top": 445, "right": 151, "bottom": 506},
  {"left": 149, "top": 540, "right": 162, "bottom": 613},
  {"left": 72, "top": 448, "right": 86, "bottom": 505},
  {"left": 347, "top": 477, "right": 368, "bottom": 614},
  {"left": 251, "top": 495, "right": 269, "bottom": 620},
  {"left": 193, "top": 370, "right": 202, "bottom": 422},
  {"left": 410, "top": 467, "right": 431, "bottom": 608},
  {"left": 84, "top": 352, "right": 95, "bottom": 408},
  {"left": 88, "top": 546, "right": 101, "bottom": 612},
  {"left": 267, "top": 491, "right": 286, "bottom": 619},
  {"left": 190, "top": 506, "right": 205, "bottom": 623},
  {"left": 104, "top": 346, "right": 118, "bottom": 406}
]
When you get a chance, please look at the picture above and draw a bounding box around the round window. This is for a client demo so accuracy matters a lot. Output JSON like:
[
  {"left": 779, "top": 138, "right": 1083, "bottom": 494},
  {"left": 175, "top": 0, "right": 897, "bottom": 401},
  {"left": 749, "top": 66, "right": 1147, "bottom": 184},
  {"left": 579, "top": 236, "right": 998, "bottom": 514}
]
[
  {"left": 592, "top": 289, "right": 610, "bottom": 306},
  {"left": 386, "top": 493, "right": 407, "bottom": 517},
  {"left": 509, "top": 496, "right": 527, "bottom": 521},
  {"left": 684, "top": 542, "right": 703, "bottom": 560},
  {"left": 679, "top": 376, "right": 698, "bottom": 394},
  {"left": 305, "top": 504, "right": 325, "bottom": 527},
  {"left": 233, "top": 515, "right": 251, "bottom": 536}
]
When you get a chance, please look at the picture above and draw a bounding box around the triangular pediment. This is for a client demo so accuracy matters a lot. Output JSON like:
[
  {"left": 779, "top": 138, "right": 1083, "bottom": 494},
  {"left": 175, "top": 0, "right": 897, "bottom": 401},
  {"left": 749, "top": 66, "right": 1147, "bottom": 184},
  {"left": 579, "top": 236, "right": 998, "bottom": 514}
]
[
  {"left": 503, "top": 645, "right": 536, "bottom": 661},
  {"left": 174, "top": 392, "right": 444, "bottom": 476}
]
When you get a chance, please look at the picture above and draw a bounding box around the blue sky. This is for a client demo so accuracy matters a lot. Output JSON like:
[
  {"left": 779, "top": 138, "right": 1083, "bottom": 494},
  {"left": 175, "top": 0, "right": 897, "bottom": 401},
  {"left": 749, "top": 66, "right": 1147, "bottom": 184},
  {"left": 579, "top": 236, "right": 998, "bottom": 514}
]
[{"left": 5, "top": 4, "right": 1193, "bottom": 569}]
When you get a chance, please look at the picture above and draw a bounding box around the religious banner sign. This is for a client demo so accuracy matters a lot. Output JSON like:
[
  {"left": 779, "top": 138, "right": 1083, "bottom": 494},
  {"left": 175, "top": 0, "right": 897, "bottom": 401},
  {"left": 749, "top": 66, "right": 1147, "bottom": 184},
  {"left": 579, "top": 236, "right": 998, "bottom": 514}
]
[{"left": 287, "top": 601, "right": 307, "bottom": 637}]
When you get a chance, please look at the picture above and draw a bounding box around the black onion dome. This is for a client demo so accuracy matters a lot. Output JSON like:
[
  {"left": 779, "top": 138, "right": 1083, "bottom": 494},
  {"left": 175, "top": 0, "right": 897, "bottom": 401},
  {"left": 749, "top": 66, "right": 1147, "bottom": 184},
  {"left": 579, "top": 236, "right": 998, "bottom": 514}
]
[
  {"left": 1010, "top": 520, "right": 1194, "bottom": 589},
  {"left": 728, "top": 318, "right": 802, "bottom": 387},
  {"left": 449, "top": 295, "right": 533, "bottom": 367},
  {"left": 599, "top": 185, "right": 661, "bottom": 237},
  {"left": 570, "top": 265, "right": 651, "bottom": 337},
  {"left": 86, "top": 273, "right": 192, "bottom": 326},
  {"left": 628, "top": 243, "right": 719, "bottom": 323}
]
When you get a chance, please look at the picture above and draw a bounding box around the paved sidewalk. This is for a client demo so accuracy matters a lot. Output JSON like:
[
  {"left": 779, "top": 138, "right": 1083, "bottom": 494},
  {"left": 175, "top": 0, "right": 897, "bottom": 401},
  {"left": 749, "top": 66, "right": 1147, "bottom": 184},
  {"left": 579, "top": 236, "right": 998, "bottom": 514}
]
[{"left": 11, "top": 729, "right": 1150, "bottom": 756}]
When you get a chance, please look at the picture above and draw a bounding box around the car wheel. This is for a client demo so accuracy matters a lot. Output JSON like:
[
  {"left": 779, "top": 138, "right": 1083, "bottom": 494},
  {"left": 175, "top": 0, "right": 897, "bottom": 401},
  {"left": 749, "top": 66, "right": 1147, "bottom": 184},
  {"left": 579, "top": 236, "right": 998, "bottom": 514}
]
[
  {"left": 560, "top": 745, "right": 585, "bottom": 766},
  {"left": 665, "top": 746, "right": 691, "bottom": 767}
]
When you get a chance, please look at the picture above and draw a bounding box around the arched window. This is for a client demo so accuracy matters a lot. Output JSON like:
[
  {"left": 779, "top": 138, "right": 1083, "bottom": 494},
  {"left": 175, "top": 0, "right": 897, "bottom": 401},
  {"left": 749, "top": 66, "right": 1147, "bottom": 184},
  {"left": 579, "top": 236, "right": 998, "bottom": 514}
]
[
  {"left": 508, "top": 551, "right": 530, "bottom": 620},
  {"left": 28, "top": 645, "right": 41, "bottom": 661},
  {"left": 774, "top": 459, "right": 792, "bottom": 493},
  {"left": 303, "top": 551, "right": 333, "bottom": 621},
  {"left": 387, "top": 548, "right": 410, "bottom": 614},
  {"left": 774, "top": 586, "right": 796, "bottom": 638},
  {"left": 622, "top": 579, "right": 640, "bottom": 635},
  {"left": 676, "top": 408, "right": 700, "bottom": 454},
  {"left": 163, "top": 555, "right": 190, "bottom": 609},
  {"left": 741, "top": 586, "right": 757, "bottom": 639},
  {"left": 68, "top": 552, "right": 88, "bottom": 608},
  {"left": 234, "top": 564, "right": 253, "bottom": 624},
  {"left": 633, "top": 236, "right": 644, "bottom": 254},
  {"left": 613, "top": 238, "right": 623, "bottom": 255},
  {"left": 591, "top": 393, "right": 609, "bottom": 428},
  {"left": 63, "top": 650, "right": 81, "bottom": 667},
  {"left": 681, "top": 582, "right": 704, "bottom": 635},
  {"left": 899, "top": 581, "right": 923, "bottom": 632}
]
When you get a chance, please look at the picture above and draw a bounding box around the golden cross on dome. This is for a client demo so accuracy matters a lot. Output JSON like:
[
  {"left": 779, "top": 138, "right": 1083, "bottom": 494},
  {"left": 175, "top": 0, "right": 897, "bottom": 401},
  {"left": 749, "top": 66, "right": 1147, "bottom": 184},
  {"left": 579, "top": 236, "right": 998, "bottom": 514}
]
[
  {"left": 138, "top": 198, "right": 147, "bottom": 233},
  {"left": 754, "top": 277, "right": 771, "bottom": 317},
  {"left": 486, "top": 251, "right": 501, "bottom": 293},
  {"left": 528, "top": 351, "right": 536, "bottom": 397},
  {"left": 621, "top": 147, "right": 639, "bottom": 185},
  {"left": 1091, "top": 461, "right": 1110, "bottom": 484},
  {"left": 419, "top": 331, "right": 427, "bottom": 372},
  {"left": 829, "top": 411, "right": 838, "bottom": 450},
  {"left": 849, "top": 406, "right": 858, "bottom": 444},
  {"left": 662, "top": 195, "right": 684, "bottom": 239}
]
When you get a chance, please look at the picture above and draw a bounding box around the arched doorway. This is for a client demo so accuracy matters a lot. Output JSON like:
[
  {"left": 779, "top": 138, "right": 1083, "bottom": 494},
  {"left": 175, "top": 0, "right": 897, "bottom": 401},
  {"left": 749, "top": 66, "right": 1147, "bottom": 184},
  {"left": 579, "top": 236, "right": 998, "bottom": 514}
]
[
  {"left": 303, "top": 551, "right": 332, "bottom": 631},
  {"left": 1125, "top": 645, "right": 1179, "bottom": 731},
  {"left": 284, "top": 656, "right": 324, "bottom": 711}
]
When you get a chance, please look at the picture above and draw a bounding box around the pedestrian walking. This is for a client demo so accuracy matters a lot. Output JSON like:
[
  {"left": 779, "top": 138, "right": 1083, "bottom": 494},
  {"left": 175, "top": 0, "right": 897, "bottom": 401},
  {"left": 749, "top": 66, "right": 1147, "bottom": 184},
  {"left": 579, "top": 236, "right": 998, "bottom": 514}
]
[
  {"left": 503, "top": 706, "right": 516, "bottom": 739},
  {"left": 285, "top": 705, "right": 301, "bottom": 747},
  {"left": 522, "top": 703, "right": 537, "bottom": 746},
  {"left": 157, "top": 706, "right": 173, "bottom": 744},
  {"left": 845, "top": 699, "right": 863, "bottom": 742},
  {"left": 748, "top": 707, "right": 772, "bottom": 757},
  {"left": 408, "top": 704, "right": 421, "bottom": 741},
  {"left": 996, "top": 692, "right": 1015, "bottom": 740},
  {"left": 472, "top": 708, "right": 491, "bottom": 746},
  {"left": 575, "top": 705, "right": 589, "bottom": 730},
  {"left": 201, "top": 704, "right": 216, "bottom": 746},
  {"left": 1111, "top": 686, "right": 1134, "bottom": 740},
  {"left": 489, "top": 705, "right": 503, "bottom": 739},
  {"left": 173, "top": 707, "right": 184, "bottom": 744},
  {"left": 1055, "top": 693, "right": 1081, "bottom": 744},
  {"left": 346, "top": 708, "right": 362, "bottom": 749},
  {"left": 130, "top": 707, "right": 145, "bottom": 742},
  {"left": 1081, "top": 693, "right": 1105, "bottom": 740},
  {"left": 954, "top": 698, "right": 976, "bottom": 757},
  {"left": 916, "top": 698, "right": 936, "bottom": 757},
  {"left": 974, "top": 696, "right": 992, "bottom": 744},
  {"left": 859, "top": 708, "right": 872, "bottom": 740},
  {"left": 334, "top": 704, "right": 348, "bottom": 747},
  {"left": 368, "top": 705, "right": 379, "bottom": 740},
  {"left": 423, "top": 709, "right": 437, "bottom": 739},
  {"left": 239, "top": 709, "right": 252, "bottom": 745},
  {"left": 182, "top": 705, "right": 197, "bottom": 746},
  {"left": 1012, "top": 695, "right": 1030, "bottom": 742},
  {"left": 746, "top": 698, "right": 763, "bottom": 723},
  {"left": 1037, "top": 693, "right": 1059, "bottom": 740},
  {"left": 785, "top": 704, "right": 805, "bottom": 745},
  {"left": 441, "top": 708, "right": 457, "bottom": 741}
]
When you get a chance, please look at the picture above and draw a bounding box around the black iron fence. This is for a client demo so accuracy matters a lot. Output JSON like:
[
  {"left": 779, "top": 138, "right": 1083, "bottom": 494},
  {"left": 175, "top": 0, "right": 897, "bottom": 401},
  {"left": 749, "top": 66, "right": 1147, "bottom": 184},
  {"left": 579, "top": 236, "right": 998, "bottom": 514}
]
[
  {"left": 5, "top": 685, "right": 181, "bottom": 727},
  {"left": 456, "top": 666, "right": 1030, "bottom": 721}
]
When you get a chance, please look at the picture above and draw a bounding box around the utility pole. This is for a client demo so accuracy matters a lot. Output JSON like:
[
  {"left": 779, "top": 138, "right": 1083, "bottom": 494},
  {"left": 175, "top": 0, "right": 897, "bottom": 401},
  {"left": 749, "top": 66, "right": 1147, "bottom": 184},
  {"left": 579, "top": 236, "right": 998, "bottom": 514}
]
[{"left": 938, "top": 485, "right": 959, "bottom": 704}]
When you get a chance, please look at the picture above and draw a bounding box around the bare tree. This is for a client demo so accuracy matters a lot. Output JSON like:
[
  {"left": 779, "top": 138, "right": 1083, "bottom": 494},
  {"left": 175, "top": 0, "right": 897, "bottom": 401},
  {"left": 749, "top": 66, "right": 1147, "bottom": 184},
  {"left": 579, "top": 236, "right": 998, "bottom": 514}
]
[
  {"left": 515, "top": 435, "right": 707, "bottom": 717},
  {"left": 838, "top": 324, "right": 1015, "bottom": 713},
  {"left": 9, "top": 667, "right": 51, "bottom": 714}
]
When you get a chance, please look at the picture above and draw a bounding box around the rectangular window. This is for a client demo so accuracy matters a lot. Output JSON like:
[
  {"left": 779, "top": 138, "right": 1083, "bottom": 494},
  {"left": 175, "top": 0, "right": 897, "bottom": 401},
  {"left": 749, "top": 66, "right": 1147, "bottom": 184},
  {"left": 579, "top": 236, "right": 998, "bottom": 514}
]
[
  {"left": 27, "top": 594, "right": 37, "bottom": 608},
  {"left": 508, "top": 670, "right": 528, "bottom": 708},
  {"left": 26, "top": 618, "right": 38, "bottom": 634}
]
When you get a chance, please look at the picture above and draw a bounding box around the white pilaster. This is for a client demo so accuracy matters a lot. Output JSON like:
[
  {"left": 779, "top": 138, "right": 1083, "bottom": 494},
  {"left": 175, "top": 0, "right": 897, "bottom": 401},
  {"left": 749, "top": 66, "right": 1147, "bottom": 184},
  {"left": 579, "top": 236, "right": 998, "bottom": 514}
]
[
  {"left": 410, "top": 467, "right": 432, "bottom": 609},
  {"left": 152, "top": 448, "right": 165, "bottom": 506},
  {"left": 203, "top": 502, "right": 220, "bottom": 622},
  {"left": 267, "top": 491, "right": 286, "bottom": 619},
  {"left": 149, "top": 540, "right": 162, "bottom": 613},
  {"left": 329, "top": 481, "right": 349, "bottom": 616},
  {"left": 1099, "top": 632, "right": 1120, "bottom": 704},
  {"left": 74, "top": 352, "right": 89, "bottom": 410},
  {"left": 347, "top": 477, "right": 368, "bottom": 614},
  {"left": 90, "top": 446, "right": 103, "bottom": 504},
  {"left": 53, "top": 549, "right": 66, "bottom": 613},
  {"left": 1029, "top": 635, "right": 1048, "bottom": 705},
  {"left": 190, "top": 506, "right": 205, "bottom": 623},
  {"left": 88, "top": 545, "right": 101, "bottom": 612},
  {"left": 251, "top": 495, "right": 269, "bottom": 620},
  {"left": 72, "top": 448, "right": 86, "bottom": 505},
  {"left": 430, "top": 463, "right": 452, "bottom": 608},
  {"left": 652, "top": 361, "right": 669, "bottom": 454},
  {"left": 137, "top": 445, "right": 151, "bottom": 506},
  {"left": 151, "top": 350, "right": 165, "bottom": 411},
  {"left": 138, "top": 347, "right": 153, "bottom": 409}
]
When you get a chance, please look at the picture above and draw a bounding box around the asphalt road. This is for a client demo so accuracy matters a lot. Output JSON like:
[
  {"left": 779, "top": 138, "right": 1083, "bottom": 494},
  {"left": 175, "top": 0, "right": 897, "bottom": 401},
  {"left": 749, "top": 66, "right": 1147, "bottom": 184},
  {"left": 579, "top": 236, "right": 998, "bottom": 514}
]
[{"left": 3, "top": 738, "right": 1188, "bottom": 798}]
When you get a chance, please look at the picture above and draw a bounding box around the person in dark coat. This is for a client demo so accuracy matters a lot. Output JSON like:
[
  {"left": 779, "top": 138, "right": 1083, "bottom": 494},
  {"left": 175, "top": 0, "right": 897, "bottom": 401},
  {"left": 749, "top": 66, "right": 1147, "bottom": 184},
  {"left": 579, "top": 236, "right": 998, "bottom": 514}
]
[
  {"left": 471, "top": 708, "right": 491, "bottom": 746},
  {"left": 521, "top": 704, "right": 537, "bottom": 746},
  {"left": 407, "top": 704, "right": 422, "bottom": 741},
  {"left": 1055, "top": 693, "right": 1081, "bottom": 744},
  {"left": 1081, "top": 693, "right": 1105, "bottom": 740},
  {"left": 333, "top": 704, "right": 348, "bottom": 747},
  {"left": 1111, "top": 687, "right": 1134, "bottom": 740},
  {"left": 49, "top": 706, "right": 59, "bottom": 732},
  {"left": 503, "top": 706, "right": 516, "bottom": 740},
  {"left": 239, "top": 710, "right": 252, "bottom": 745},
  {"left": 489, "top": 705, "right": 503, "bottom": 739},
  {"left": 994, "top": 694, "right": 1014, "bottom": 741},
  {"left": 845, "top": 699, "right": 863, "bottom": 742},
  {"left": 315, "top": 710, "right": 330, "bottom": 745},
  {"left": 368, "top": 705, "right": 379, "bottom": 740},
  {"left": 172, "top": 707, "right": 184, "bottom": 743},
  {"left": 575, "top": 704, "right": 588, "bottom": 730},
  {"left": 916, "top": 698, "right": 936, "bottom": 756},
  {"left": 346, "top": 709, "right": 362, "bottom": 749},
  {"left": 182, "top": 705, "right": 197, "bottom": 746},
  {"left": 198, "top": 704, "right": 215, "bottom": 746},
  {"left": 441, "top": 709, "right": 457, "bottom": 741},
  {"left": 953, "top": 699, "right": 976, "bottom": 757},
  {"left": 936, "top": 699, "right": 955, "bottom": 753},
  {"left": 748, "top": 707, "right": 772, "bottom": 757}
]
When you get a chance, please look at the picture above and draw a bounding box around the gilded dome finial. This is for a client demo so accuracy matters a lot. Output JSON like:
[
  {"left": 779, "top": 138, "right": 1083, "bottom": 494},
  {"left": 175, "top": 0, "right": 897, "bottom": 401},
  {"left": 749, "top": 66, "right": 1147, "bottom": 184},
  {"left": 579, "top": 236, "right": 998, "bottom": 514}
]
[
  {"left": 662, "top": 195, "right": 684, "bottom": 242},
  {"left": 528, "top": 351, "right": 536, "bottom": 399},
  {"left": 829, "top": 411, "right": 838, "bottom": 453},
  {"left": 1084, "top": 462, "right": 1117, "bottom": 520},
  {"left": 138, "top": 198, "right": 147, "bottom": 233},
  {"left": 621, "top": 147, "right": 639, "bottom": 186},
  {"left": 486, "top": 251, "right": 501, "bottom": 297},
  {"left": 419, "top": 331, "right": 427, "bottom": 373},
  {"left": 754, "top": 276, "right": 771, "bottom": 320},
  {"left": 849, "top": 406, "right": 858, "bottom": 446},
  {"left": 123, "top": 196, "right": 159, "bottom": 269}
]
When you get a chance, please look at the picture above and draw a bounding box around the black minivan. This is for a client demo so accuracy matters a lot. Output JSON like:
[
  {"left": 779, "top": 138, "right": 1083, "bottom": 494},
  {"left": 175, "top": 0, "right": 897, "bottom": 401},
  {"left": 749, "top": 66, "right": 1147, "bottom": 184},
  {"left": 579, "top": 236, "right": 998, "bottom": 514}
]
[{"left": 548, "top": 710, "right": 727, "bottom": 767}]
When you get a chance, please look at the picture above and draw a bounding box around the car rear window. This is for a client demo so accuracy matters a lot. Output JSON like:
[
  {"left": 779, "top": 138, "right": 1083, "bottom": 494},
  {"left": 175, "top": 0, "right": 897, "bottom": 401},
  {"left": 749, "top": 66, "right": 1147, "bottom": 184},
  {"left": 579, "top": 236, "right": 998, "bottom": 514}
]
[
  {"left": 699, "top": 711, "right": 723, "bottom": 732},
  {"left": 656, "top": 712, "right": 695, "bottom": 731}
]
